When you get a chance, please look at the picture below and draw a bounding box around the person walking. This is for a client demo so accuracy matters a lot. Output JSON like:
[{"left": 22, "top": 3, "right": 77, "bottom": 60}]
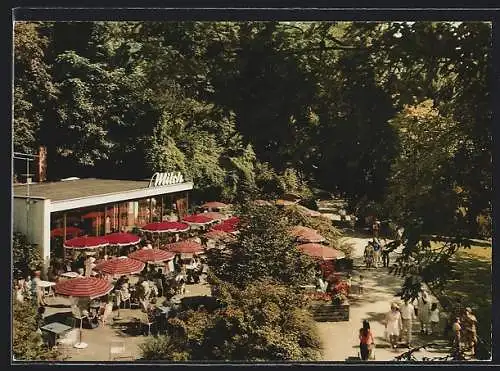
[
  {"left": 462, "top": 307, "right": 478, "bottom": 358},
  {"left": 359, "top": 320, "right": 375, "bottom": 360},
  {"left": 451, "top": 317, "right": 462, "bottom": 359},
  {"left": 417, "top": 290, "right": 432, "bottom": 335},
  {"left": 385, "top": 303, "right": 403, "bottom": 349},
  {"left": 33, "top": 271, "right": 48, "bottom": 306},
  {"left": 372, "top": 238, "right": 381, "bottom": 268},
  {"left": 358, "top": 275, "right": 364, "bottom": 296},
  {"left": 400, "top": 299, "right": 416, "bottom": 347},
  {"left": 381, "top": 240, "right": 390, "bottom": 268},
  {"left": 372, "top": 218, "right": 380, "bottom": 238},
  {"left": 429, "top": 302, "right": 440, "bottom": 336},
  {"left": 364, "top": 243, "right": 374, "bottom": 269}
]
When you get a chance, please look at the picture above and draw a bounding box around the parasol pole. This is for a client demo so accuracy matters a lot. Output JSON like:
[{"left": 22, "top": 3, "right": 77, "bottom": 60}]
[{"left": 74, "top": 305, "right": 88, "bottom": 349}]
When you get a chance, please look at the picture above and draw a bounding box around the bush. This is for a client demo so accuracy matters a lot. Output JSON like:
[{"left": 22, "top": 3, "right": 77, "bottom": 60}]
[
  {"left": 139, "top": 335, "right": 189, "bottom": 361},
  {"left": 13, "top": 301, "right": 61, "bottom": 361},
  {"left": 13, "top": 232, "right": 43, "bottom": 279},
  {"left": 163, "top": 280, "right": 322, "bottom": 361},
  {"left": 207, "top": 203, "right": 315, "bottom": 288}
]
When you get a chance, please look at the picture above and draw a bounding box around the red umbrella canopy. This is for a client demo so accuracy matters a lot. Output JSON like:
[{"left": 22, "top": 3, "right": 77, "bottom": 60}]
[
  {"left": 55, "top": 277, "right": 114, "bottom": 299},
  {"left": 51, "top": 226, "right": 82, "bottom": 238},
  {"left": 201, "top": 212, "right": 226, "bottom": 221},
  {"left": 128, "top": 249, "right": 175, "bottom": 263},
  {"left": 296, "top": 205, "right": 322, "bottom": 217},
  {"left": 290, "top": 226, "right": 326, "bottom": 243},
  {"left": 163, "top": 240, "right": 204, "bottom": 254},
  {"left": 64, "top": 236, "right": 109, "bottom": 249},
  {"left": 94, "top": 256, "right": 145, "bottom": 277},
  {"left": 201, "top": 201, "right": 228, "bottom": 209},
  {"left": 141, "top": 221, "right": 190, "bottom": 233},
  {"left": 204, "top": 230, "right": 236, "bottom": 241},
  {"left": 103, "top": 232, "right": 141, "bottom": 246},
  {"left": 297, "top": 243, "right": 345, "bottom": 260},
  {"left": 212, "top": 223, "right": 237, "bottom": 233},
  {"left": 182, "top": 214, "right": 215, "bottom": 224},
  {"left": 224, "top": 216, "right": 240, "bottom": 225}
]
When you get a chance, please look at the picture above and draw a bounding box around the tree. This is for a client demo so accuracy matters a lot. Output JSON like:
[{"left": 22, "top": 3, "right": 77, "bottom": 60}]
[
  {"left": 13, "top": 301, "right": 61, "bottom": 361},
  {"left": 206, "top": 203, "right": 315, "bottom": 288},
  {"left": 13, "top": 22, "right": 57, "bottom": 155},
  {"left": 141, "top": 279, "right": 322, "bottom": 361},
  {"left": 385, "top": 100, "right": 464, "bottom": 236},
  {"left": 13, "top": 232, "right": 43, "bottom": 279}
]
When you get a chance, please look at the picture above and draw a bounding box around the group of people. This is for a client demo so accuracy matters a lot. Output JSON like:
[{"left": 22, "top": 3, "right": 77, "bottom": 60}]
[
  {"left": 364, "top": 238, "right": 392, "bottom": 269},
  {"left": 14, "top": 271, "right": 48, "bottom": 307},
  {"left": 357, "top": 289, "right": 442, "bottom": 360},
  {"left": 450, "top": 306, "right": 479, "bottom": 358}
]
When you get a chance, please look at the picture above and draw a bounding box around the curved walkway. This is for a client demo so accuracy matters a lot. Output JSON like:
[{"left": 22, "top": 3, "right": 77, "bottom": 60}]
[{"left": 317, "top": 236, "right": 451, "bottom": 361}]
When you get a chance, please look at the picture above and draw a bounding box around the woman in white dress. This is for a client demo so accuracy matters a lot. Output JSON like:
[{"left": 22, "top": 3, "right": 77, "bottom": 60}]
[
  {"left": 385, "top": 303, "right": 403, "bottom": 349},
  {"left": 418, "top": 290, "right": 431, "bottom": 334}
]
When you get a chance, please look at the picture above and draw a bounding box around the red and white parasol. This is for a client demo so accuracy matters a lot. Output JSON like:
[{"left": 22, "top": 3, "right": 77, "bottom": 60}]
[
  {"left": 200, "top": 201, "right": 228, "bottom": 210},
  {"left": 297, "top": 243, "right": 345, "bottom": 260},
  {"left": 140, "top": 221, "right": 190, "bottom": 233},
  {"left": 290, "top": 226, "right": 326, "bottom": 243},
  {"left": 128, "top": 249, "right": 175, "bottom": 264},
  {"left": 163, "top": 240, "right": 204, "bottom": 254},
  {"left": 103, "top": 232, "right": 141, "bottom": 246},
  {"left": 64, "top": 236, "right": 109, "bottom": 249},
  {"left": 94, "top": 256, "right": 145, "bottom": 277},
  {"left": 182, "top": 214, "right": 216, "bottom": 225},
  {"left": 55, "top": 277, "right": 114, "bottom": 299}
]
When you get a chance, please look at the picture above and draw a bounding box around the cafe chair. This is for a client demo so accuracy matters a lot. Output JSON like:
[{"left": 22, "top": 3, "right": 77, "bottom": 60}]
[
  {"left": 118, "top": 290, "right": 131, "bottom": 309},
  {"left": 109, "top": 340, "right": 133, "bottom": 361},
  {"left": 144, "top": 311, "right": 156, "bottom": 336},
  {"left": 55, "top": 328, "right": 79, "bottom": 357}
]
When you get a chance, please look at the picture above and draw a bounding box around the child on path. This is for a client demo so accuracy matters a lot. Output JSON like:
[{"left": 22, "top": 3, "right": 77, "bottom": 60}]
[
  {"left": 358, "top": 275, "right": 364, "bottom": 295},
  {"left": 429, "top": 302, "right": 440, "bottom": 335}
]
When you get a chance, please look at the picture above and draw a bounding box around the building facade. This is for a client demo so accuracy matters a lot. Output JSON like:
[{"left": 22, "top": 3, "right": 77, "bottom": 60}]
[{"left": 13, "top": 174, "right": 193, "bottom": 275}]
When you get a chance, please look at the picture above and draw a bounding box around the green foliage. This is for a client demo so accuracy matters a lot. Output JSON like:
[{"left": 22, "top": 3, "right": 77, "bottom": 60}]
[
  {"left": 207, "top": 203, "right": 316, "bottom": 288},
  {"left": 150, "top": 279, "right": 322, "bottom": 361},
  {"left": 13, "top": 301, "right": 61, "bottom": 361},
  {"left": 139, "top": 335, "right": 189, "bottom": 361},
  {"left": 13, "top": 20, "right": 490, "bottom": 236},
  {"left": 12, "top": 232, "right": 43, "bottom": 279},
  {"left": 385, "top": 100, "right": 464, "bottom": 235}
]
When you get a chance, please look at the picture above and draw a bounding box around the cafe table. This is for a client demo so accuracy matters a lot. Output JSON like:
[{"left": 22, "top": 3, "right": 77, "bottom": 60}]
[
  {"left": 60, "top": 272, "right": 81, "bottom": 279},
  {"left": 41, "top": 322, "right": 72, "bottom": 348},
  {"left": 38, "top": 280, "right": 56, "bottom": 297}
]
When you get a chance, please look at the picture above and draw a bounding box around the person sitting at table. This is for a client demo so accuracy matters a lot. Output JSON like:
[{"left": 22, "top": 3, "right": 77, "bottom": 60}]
[
  {"left": 33, "top": 271, "right": 48, "bottom": 306},
  {"left": 153, "top": 269, "right": 164, "bottom": 298},
  {"left": 101, "top": 298, "right": 114, "bottom": 325},
  {"left": 116, "top": 275, "right": 127, "bottom": 288},
  {"left": 119, "top": 282, "right": 132, "bottom": 303},
  {"left": 23, "top": 275, "right": 32, "bottom": 299},
  {"left": 63, "top": 260, "right": 72, "bottom": 273},
  {"left": 140, "top": 278, "right": 152, "bottom": 300},
  {"left": 15, "top": 284, "right": 24, "bottom": 303},
  {"left": 35, "top": 306, "right": 46, "bottom": 334}
]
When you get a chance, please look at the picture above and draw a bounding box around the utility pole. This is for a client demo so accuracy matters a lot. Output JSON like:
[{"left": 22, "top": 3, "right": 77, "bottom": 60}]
[{"left": 13, "top": 152, "right": 39, "bottom": 236}]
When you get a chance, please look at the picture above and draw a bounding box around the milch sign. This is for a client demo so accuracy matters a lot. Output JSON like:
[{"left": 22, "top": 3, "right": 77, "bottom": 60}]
[{"left": 148, "top": 172, "right": 185, "bottom": 188}]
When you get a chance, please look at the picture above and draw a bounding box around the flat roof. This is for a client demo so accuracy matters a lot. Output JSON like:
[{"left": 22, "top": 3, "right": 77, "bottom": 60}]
[{"left": 13, "top": 178, "right": 182, "bottom": 201}]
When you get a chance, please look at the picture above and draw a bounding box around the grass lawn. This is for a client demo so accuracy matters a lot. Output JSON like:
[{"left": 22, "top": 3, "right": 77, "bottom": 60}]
[{"left": 435, "top": 244, "right": 492, "bottom": 358}]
